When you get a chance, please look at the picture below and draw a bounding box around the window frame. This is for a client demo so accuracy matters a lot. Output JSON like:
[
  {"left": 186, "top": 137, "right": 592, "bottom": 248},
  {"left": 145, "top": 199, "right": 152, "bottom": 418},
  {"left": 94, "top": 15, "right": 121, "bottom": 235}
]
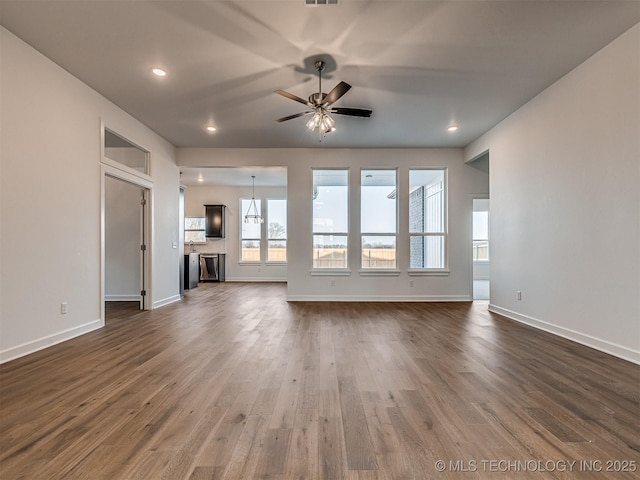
[
  {"left": 101, "top": 123, "right": 152, "bottom": 181},
  {"left": 360, "top": 168, "right": 398, "bottom": 271},
  {"left": 408, "top": 168, "right": 449, "bottom": 275},
  {"left": 266, "top": 198, "right": 287, "bottom": 264},
  {"left": 311, "top": 168, "right": 350, "bottom": 271}
]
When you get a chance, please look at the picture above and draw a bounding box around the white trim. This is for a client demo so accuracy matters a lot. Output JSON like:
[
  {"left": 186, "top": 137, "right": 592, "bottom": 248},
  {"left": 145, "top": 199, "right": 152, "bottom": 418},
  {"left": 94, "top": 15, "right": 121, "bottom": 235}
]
[
  {"left": 226, "top": 277, "right": 287, "bottom": 282},
  {"left": 0, "top": 319, "right": 103, "bottom": 364},
  {"left": 105, "top": 295, "right": 142, "bottom": 302},
  {"left": 310, "top": 269, "right": 352, "bottom": 276},
  {"left": 101, "top": 157, "right": 153, "bottom": 184},
  {"left": 102, "top": 163, "right": 153, "bottom": 189},
  {"left": 358, "top": 269, "right": 401, "bottom": 277},
  {"left": 408, "top": 269, "right": 450, "bottom": 276},
  {"left": 153, "top": 295, "right": 182, "bottom": 309},
  {"left": 488, "top": 304, "right": 640, "bottom": 365},
  {"left": 287, "top": 294, "right": 471, "bottom": 302}
]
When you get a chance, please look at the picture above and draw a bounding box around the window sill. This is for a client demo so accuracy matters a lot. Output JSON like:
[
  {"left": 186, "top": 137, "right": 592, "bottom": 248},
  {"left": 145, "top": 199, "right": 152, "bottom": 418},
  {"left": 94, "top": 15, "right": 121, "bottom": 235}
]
[
  {"left": 310, "top": 269, "right": 352, "bottom": 276},
  {"left": 408, "top": 269, "right": 450, "bottom": 276},
  {"left": 266, "top": 262, "right": 287, "bottom": 266},
  {"left": 358, "top": 269, "right": 401, "bottom": 277},
  {"left": 239, "top": 261, "right": 261, "bottom": 265}
]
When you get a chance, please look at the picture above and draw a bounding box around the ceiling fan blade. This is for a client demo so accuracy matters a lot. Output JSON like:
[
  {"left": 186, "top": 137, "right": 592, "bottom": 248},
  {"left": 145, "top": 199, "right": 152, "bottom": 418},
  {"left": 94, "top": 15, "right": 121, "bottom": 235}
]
[
  {"left": 276, "top": 111, "right": 313, "bottom": 122},
  {"left": 323, "top": 81, "right": 352, "bottom": 106},
  {"left": 275, "top": 90, "right": 311, "bottom": 106},
  {"left": 329, "top": 107, "right": 373, "bottom": 118}
]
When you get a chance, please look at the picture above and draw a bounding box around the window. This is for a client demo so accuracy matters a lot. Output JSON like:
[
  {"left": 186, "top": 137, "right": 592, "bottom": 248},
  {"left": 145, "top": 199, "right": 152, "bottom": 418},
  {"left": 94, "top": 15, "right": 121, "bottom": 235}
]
[
  {"left": 473, "top": 211, "right": 489, "bottom": 261},
  {"left": 409, "top": 169, "right": 447, "bottom": 269},
  {"left": 361, "top": 169, "right": 397, "bottom": 269},
  {"left": 240, "top": 198, "right": 261, "bottom": 262},
  {"left": 184, "top": 217, "right": 206, "bottom": 244},
  {"left": 104, "top": 128, "right": 149, "bottom": 175},
  {"left": 267, "top": 199, "right": 287, "bottom": 262},
  {"left": 313, "top": 169, "right": 349, "bottom": 269}
]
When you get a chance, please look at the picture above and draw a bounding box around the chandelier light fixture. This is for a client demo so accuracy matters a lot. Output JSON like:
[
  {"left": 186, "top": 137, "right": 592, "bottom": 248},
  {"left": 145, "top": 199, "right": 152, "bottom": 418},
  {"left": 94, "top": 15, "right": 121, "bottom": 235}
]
[{"left": 244, "top": 175, "right": 263, "bottom": 224}]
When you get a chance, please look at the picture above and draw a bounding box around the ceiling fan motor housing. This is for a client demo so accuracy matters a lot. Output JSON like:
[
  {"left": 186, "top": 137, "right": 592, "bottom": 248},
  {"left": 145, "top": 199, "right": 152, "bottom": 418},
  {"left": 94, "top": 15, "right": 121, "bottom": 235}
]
[{"left": 309, "top": 92, "right": 327, "bottom": 105}]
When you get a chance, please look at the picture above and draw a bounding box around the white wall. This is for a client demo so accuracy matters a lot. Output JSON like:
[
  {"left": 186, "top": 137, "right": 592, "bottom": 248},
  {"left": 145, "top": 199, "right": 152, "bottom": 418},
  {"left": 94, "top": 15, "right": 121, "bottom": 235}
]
[
  {"left": 0, "top": 27, "right": 180, "bottom": 362},
  {"left": 178, "top": 148, "right": 489, "bottom": 300},
  {"left": 105, "top": 176, "right": 142, "bottom": 300},
  {"left": 465, "top": 24, "right": 640, "bottom": 363},
  {"left": 184, "top": 184, "right": 288, "bottom": 281}
]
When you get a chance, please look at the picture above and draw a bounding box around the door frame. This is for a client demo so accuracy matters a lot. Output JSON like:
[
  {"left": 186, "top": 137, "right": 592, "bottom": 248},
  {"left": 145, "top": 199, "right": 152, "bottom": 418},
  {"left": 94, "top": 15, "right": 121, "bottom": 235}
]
[{"left": 101, "top": 163, "right": 153, "bottom": 322}]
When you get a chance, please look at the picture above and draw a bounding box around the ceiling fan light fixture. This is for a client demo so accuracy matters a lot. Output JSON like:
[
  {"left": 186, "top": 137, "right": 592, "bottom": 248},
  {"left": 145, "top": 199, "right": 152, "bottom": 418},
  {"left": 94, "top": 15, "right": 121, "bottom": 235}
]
[
  {"left": 306, "top": 109, "right": 335, "bottom": 134},
  {"left": 275, "top": 58, "right": 371, "bottom": 138},
  {"left": 320, "top": 113, "right": 335, "bottom": 133},
  {"left": 306, "top": 111, "right": 322, "bottom": 131}
]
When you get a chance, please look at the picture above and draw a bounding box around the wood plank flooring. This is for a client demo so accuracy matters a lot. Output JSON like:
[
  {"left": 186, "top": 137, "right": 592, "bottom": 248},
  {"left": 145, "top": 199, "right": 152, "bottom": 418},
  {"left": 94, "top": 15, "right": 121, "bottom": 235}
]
[{"left": 1, "top": 283, "right": 638, "bottom": 479}]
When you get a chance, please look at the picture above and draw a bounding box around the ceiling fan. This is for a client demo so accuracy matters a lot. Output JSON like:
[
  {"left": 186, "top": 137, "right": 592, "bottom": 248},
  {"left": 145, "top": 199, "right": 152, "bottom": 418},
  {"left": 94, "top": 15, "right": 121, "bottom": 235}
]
[{"left": 275, "top": 60, "right": 372, "bottom": 138}]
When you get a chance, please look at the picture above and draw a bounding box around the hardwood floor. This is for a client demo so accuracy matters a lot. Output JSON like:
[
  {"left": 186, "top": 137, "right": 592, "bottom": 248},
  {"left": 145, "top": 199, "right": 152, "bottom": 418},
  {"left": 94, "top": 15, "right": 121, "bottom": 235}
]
[{"left": 1, "top": 283, "right": 638, "bottom": 479}]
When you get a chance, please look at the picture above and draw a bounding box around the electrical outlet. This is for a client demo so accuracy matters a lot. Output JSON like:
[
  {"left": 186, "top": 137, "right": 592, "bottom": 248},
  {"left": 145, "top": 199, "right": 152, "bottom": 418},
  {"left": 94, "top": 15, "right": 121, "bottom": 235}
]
[
  {"left": 61, "top": 302, "right": 68, "bottom": 314},
  {"left": 516, "top": 291, "right": 522, "bottom": 301},
  {"left": 409, "top": 280, "right": 414, "bottom": 287},
  {"left": 330, "top": 280, "right": 335, "bottom": 287}
]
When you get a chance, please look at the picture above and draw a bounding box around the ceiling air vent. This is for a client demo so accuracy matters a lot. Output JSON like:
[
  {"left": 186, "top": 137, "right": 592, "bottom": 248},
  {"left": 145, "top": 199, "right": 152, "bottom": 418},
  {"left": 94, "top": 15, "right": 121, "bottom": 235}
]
[{"left": 306, "top": 0, "right": 339, "bottom": 5}]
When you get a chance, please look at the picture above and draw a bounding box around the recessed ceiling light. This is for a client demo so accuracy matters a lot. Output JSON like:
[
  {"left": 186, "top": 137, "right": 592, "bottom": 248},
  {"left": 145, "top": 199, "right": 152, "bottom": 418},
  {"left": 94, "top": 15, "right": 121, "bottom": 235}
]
[
  {"left": 448, "top": 125, "right": 458, "bottom": 132},
  {"left": 206, "top": 126, "right": 217, "bottom": 133},
  {"left": 152, "top": 68, "right": 167, "bottom": 77}
]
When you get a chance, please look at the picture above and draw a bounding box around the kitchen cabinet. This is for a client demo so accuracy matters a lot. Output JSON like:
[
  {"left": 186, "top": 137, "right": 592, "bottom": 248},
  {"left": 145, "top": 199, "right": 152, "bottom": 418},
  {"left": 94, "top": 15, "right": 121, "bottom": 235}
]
[{"left": 205, "top": 204, "right": 225, "bottom": 238}]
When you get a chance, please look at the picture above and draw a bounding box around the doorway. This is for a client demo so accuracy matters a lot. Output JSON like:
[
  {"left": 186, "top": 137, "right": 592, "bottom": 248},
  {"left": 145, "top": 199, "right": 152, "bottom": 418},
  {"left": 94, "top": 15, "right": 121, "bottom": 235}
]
[
  {"left": 472, "top": 197, "right": 490, "bottom": 300},
  {"left": 101, "top": 165, "right": 152, "bottom": 322}
]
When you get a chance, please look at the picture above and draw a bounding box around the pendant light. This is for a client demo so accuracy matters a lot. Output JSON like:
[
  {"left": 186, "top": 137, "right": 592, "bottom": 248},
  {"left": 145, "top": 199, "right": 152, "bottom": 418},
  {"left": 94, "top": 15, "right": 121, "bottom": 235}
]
[{"left": 244, "top": 175, "right": 263, "bottom": 224}]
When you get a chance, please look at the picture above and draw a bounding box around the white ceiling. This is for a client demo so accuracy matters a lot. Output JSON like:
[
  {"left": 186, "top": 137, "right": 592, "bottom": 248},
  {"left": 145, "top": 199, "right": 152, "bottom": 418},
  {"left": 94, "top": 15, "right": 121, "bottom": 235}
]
[{"left": 1, "top": 1, "right": 638, "bottom": 149}]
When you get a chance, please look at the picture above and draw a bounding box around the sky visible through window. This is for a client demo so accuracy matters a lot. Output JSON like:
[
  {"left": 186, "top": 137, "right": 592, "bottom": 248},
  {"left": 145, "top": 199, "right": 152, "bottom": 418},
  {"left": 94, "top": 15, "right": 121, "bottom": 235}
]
[
  {"left": 313, "top": 187, "right": 397, "bottom": 232},
  {"left": 361, "top": 186, "right": 396, "bottom": 233},
  {"left": 313, "top": 186, "right": 348, "bottom": 233}
]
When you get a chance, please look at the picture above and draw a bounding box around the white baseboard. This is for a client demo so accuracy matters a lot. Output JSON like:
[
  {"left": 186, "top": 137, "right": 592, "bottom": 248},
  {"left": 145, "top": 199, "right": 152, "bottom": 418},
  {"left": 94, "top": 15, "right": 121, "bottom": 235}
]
[
  {"left": 226, "top": 277, "right": 288, "bottom": 282},
  {"left": 105, "top": 294, "right": 141, "bottom": 302},
  {"left": 287, "top": 294, "right": 471, "bottom": 302},
  {"left": 153, "top": 294, "right": 182, "bottom": 309},
  {"left": 0, "top": 319, "right": 104, "bottom": 364},
  {"left": 488, "top": 304, "right": 640, "bottom": 365}
]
